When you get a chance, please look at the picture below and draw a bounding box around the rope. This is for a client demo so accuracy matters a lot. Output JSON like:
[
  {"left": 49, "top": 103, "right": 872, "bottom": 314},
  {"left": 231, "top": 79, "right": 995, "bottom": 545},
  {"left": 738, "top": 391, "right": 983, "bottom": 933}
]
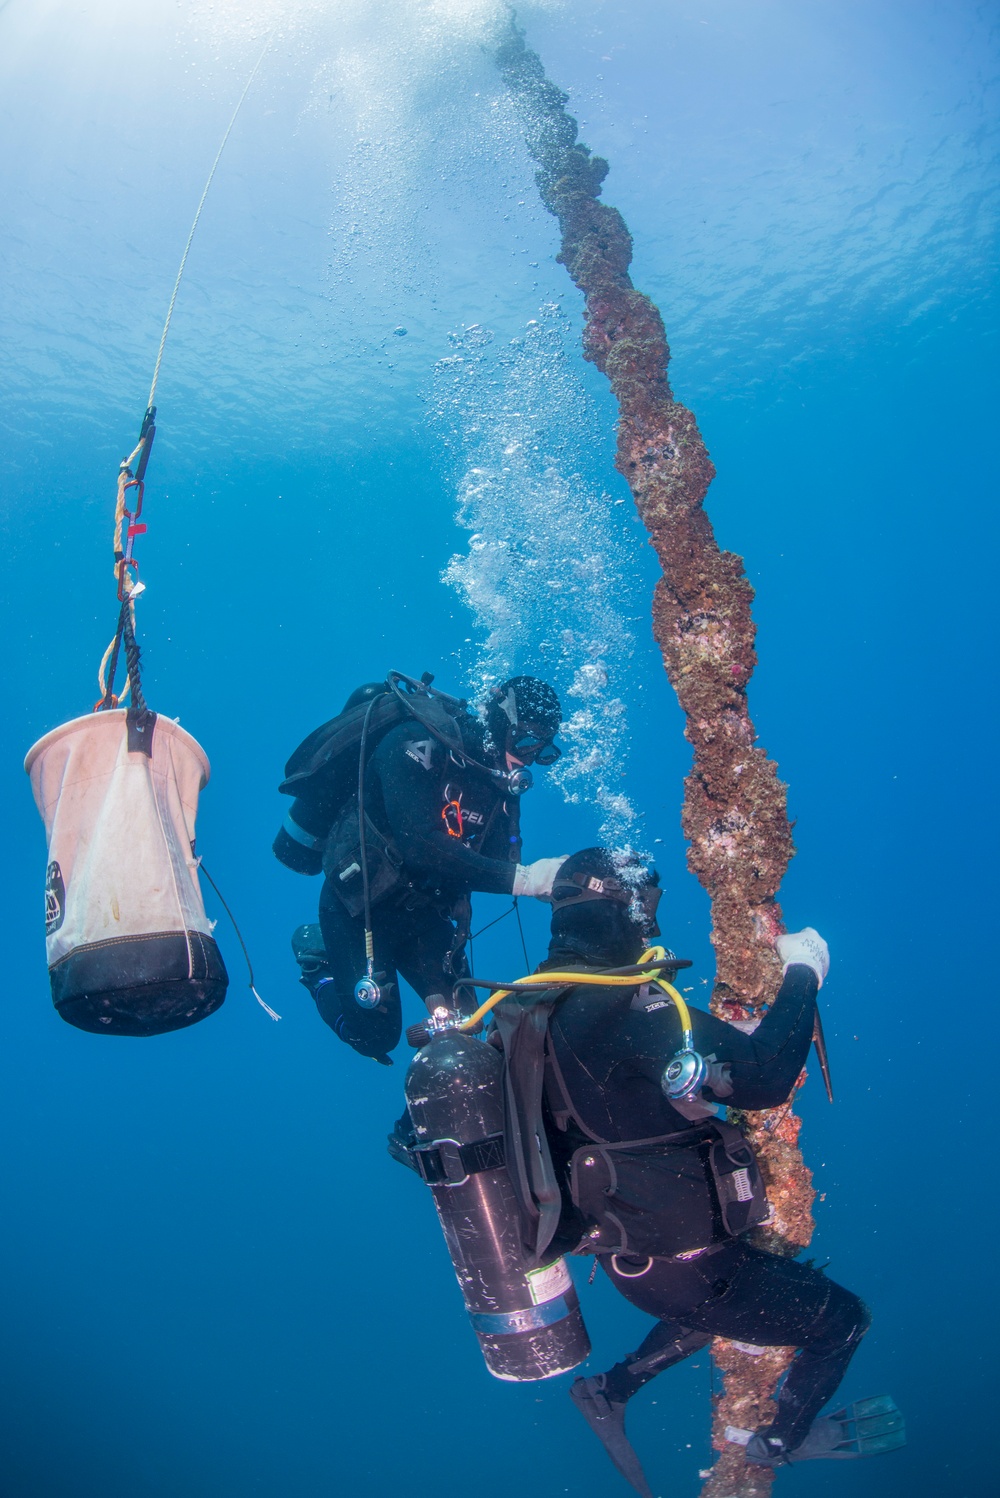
[
  {"left": 98, "top": 606, "right": 127, "bottom": 709},
  {"left": 98, "top": 590, "right": 148, "bottom": 711},
  {"left": 95, "top": 34, "right": 272, "bottom": 715},
  {"left": 121, "top": 603, "right": 147, "bottom": 714},
  {"left": 470, "top": 901, "right": 518, "bottom": 942},
  {"left": 98, "top": 595, "right": 132, "bottom": 710},
  {"left": 97, "top": 637, "right": 118, "bottom": 703},
  {"left": 146, "top": 31, "right": 273, "bottom": 410},
  {"left": 198, "top": 859, "right": 280, "bottom": 1020},
  {"left": 466, "top": 898, "right": 531, "bottom": 990},
  {"left": 112, "top": 466, "right": 129, "bottom": 566},
  {"left": 514, "top": 895, "right": 531, "bottom": 970}
]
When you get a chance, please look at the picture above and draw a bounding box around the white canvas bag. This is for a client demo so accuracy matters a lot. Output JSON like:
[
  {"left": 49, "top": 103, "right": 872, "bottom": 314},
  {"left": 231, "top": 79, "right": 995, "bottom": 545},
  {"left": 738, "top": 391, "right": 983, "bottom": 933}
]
[{"left": 25, "top": 710, "right": 228, "bottom": 1035}]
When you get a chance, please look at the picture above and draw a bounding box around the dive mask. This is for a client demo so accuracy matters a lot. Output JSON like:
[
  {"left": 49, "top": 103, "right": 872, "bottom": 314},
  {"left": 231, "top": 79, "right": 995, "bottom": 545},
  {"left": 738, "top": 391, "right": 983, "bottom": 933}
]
[
  {"left": 630, "top": 883, "right": 662, "bottom": 938},
  {"left": 509, "top": 731, "right": 561, "bottom": 767}
]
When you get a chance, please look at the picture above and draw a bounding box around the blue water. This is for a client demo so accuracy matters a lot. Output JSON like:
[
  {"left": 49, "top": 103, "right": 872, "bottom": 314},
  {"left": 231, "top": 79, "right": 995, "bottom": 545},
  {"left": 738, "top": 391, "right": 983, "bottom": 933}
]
[{"left": 1, "top": 3, "right": 997, "bottom": 1495}]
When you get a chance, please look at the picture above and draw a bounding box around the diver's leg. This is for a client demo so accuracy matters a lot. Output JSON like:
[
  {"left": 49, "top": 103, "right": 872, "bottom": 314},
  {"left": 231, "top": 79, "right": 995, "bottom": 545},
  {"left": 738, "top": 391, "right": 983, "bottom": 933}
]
[
  {"left": 316, "top": 881, "right": 401, "bottom": 1063},
  {"left": 569, "top": 1377, "right": 653, "bottom": 1498},
  {"left": 571, "top": 1318, "right": 710, "bottom": 1498},
  {"left": 765, "top": 1288, "right": 870, "bottom": 1452},
  {"left": 603, "top": 1319, "right": 712, "bottom": 1402},
  {"left": 570, "top": 1268, "right": 710, "bottom": 1498},
  {"left": 682, "top": 1244, "right": 870, "bottom": 1454},
  {"left": 393, "top": 902, "right": 473, "bottom": 1017},
  {"left": 732, "top": 1254, "right": 872, "bottom": 1462},
  {"left": 604, "top": 1242, "right": 870, "bottom": 1457}
]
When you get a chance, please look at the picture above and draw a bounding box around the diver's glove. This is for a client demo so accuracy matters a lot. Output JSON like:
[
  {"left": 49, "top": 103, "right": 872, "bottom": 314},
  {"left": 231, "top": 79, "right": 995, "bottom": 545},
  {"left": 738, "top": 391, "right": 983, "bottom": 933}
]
[
  {"left": 776, "top": 928, "right": 830, "bottom": 988},
  {"left": 513, "top": 856, "right": 569, "bottom": 900}
]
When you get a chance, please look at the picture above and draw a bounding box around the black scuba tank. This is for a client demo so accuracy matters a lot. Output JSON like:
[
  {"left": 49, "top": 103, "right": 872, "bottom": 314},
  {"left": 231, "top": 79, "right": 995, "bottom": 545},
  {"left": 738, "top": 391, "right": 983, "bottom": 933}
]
[{"left": 405, "top": 1028, "right": 590, "bottom": 1381}]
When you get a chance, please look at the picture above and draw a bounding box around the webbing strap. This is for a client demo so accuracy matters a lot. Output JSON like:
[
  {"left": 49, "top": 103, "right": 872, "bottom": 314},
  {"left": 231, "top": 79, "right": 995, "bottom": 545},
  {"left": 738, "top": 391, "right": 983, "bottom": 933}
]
[{"left": 412, "top": 1133, "right": 506, "bottom": 1187}]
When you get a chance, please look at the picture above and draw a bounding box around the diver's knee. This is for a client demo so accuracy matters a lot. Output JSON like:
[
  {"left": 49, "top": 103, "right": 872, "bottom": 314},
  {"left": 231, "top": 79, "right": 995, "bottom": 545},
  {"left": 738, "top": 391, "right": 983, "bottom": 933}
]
[
  {"left": 851, "top": 1298, "right": 873, "bottom": 1342},
  {"left": 815, "top": 1286, "right": 871, "bottom": 1352},
  {"left": 314, "top": 979, "right": 400, "bottom": 1062},
  {"left": 291, "top": 923, "right": 333, "bottom": 1000}
]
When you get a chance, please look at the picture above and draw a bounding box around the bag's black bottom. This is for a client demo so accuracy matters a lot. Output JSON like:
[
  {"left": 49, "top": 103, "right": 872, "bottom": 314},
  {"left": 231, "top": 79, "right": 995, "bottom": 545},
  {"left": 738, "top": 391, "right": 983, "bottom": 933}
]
[{"left": 50, "top": 930, "right": 228, "bottom": 1037}]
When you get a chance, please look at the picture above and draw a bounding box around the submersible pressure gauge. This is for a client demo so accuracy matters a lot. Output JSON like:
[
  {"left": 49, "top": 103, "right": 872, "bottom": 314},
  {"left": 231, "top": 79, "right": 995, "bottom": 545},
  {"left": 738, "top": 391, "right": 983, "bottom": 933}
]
[
  {"left": 662, "top": 1046, "right": 710, "bottom": 1102},
  {"left": 657, "top": 980, "right": 710, "bottom": 1103},
  {"left": 354, "top": 962, "right": 382, "bottom": 1009}
]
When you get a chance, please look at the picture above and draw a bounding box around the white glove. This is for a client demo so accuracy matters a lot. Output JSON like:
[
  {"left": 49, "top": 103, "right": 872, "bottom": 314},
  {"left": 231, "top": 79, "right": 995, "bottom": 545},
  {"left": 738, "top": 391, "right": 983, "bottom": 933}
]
[
  {"left": 513, "top": 856, "right": 569, "bottom": 901},
  {"left": 776, "top": 928, "right": 830, "bottom": 988}
]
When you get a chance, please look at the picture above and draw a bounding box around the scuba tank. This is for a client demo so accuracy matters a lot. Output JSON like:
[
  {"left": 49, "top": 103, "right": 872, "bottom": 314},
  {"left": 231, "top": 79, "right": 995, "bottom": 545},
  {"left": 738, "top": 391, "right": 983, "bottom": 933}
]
[{"left": 405, "top": 1025, "right": 590, "bottom": 1381}]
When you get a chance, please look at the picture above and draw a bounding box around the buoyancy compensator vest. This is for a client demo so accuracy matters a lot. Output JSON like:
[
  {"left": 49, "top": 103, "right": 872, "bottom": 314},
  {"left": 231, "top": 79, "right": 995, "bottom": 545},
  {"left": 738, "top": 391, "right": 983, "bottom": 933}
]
[
  {"left": 274, "top": 671, "right": 505, "bottom": 882},
  {"left": 489, "top": 981, "right": 768, "bottom": 1263},
  {"left": 543, "top": 1030, "right": 769, "bottom": 1259},
  {"left": 404, "top": 1025, "right": 590, "bottom": 1382},
  {"left": 278, "top": 672, "right": 487, "bottom": 803},
  {"left": 25, "top": 710, "right": 228, "bottom": 1036}
]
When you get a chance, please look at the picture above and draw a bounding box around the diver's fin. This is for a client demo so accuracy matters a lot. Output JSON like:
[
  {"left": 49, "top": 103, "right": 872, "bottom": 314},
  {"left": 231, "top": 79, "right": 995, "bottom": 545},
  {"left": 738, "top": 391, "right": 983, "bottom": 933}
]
[
  {"left": 569, "top": 1376, "right": 653, "bottom": 1498},
  {"left": 746, "top": 1395, "right": 906, "bottom": 1466}
]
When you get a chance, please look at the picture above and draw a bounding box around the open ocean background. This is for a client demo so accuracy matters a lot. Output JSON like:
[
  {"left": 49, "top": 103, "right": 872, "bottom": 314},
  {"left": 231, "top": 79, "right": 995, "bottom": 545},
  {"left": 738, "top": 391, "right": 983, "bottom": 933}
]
[{"left": 1, "top": 2, "right": 997, "bottom": 1494}]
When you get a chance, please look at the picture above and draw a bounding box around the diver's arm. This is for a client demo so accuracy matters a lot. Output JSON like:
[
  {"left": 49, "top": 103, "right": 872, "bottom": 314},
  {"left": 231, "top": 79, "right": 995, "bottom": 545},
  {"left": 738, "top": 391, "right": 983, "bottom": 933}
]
[
  {"left": 375, "top": 731, "right": 517, "bottom": 895},
  {"left": 622, "top": 965, "right": 818, "bottom": 1109},
  {"left": 692, "top": 964, "right": 818, "bottom": 1108}
]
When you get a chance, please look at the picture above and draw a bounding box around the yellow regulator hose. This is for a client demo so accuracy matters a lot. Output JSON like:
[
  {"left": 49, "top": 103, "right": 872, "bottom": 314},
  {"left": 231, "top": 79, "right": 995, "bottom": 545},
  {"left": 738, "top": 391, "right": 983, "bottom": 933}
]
[{"left": 456, "top": 946, "right": 692, "bottom": 1033}]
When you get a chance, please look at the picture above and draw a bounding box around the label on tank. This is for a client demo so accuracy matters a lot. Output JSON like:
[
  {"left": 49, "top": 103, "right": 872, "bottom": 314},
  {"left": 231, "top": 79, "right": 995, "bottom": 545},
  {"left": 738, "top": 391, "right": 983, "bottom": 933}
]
[{"left": 525, "top": 1258, "right": 572, "bottom": 1306}]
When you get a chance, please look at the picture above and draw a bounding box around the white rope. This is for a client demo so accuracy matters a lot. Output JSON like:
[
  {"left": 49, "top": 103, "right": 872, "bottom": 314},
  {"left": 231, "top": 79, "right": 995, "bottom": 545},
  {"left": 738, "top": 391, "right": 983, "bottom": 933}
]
[
  {"left": 146, "top": 31, "right": 274, "bottom": 411},
  {"left": 251, "top": 985, "right": 282, "bottom": 1022}
]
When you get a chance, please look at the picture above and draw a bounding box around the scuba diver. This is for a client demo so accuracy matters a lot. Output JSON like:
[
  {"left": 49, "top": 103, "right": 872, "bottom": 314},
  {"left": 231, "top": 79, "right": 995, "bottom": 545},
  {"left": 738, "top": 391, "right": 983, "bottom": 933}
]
[
  {"left": 477, "top": 849, "right": 902, "bottom": 1494},
  {"left": 273, "top": 671, "right": 567, "bottom": 1065}
]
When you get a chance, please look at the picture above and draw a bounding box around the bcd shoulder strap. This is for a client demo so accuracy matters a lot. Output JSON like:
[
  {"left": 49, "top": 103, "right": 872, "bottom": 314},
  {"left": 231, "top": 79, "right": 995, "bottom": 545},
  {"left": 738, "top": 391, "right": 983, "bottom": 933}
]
[{"left": 493, "top": 989, "right": 570, "bottom": 1266}]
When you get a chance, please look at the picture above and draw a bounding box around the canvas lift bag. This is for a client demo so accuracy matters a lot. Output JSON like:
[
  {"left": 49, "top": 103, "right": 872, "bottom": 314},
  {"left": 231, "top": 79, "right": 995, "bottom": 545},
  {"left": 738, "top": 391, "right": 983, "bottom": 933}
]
[{"left": 25, "top": 710, "right": 228, "bottom": 1036}]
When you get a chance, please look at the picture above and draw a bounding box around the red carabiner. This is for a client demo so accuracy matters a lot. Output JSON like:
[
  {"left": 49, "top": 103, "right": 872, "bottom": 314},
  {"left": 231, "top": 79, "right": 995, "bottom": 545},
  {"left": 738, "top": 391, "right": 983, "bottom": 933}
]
[
  {"left": 119, "top": 476, "right": 148, "bottom": 580},
  {"left": 442, "top": 798, "right": 465, "bottom": 838},
  {"left": 121, "top": 476, "right": 145, "bottom": 519}
]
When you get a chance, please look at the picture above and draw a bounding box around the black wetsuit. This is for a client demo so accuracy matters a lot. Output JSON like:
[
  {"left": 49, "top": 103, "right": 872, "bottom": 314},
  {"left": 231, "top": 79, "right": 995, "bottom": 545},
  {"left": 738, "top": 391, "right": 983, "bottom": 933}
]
[
  {"left": 545, "top": 962, "right": 869, "bottom": 1449},
  {"left": 280, "top": 715, "right": 522, "bottom": 1061}
]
